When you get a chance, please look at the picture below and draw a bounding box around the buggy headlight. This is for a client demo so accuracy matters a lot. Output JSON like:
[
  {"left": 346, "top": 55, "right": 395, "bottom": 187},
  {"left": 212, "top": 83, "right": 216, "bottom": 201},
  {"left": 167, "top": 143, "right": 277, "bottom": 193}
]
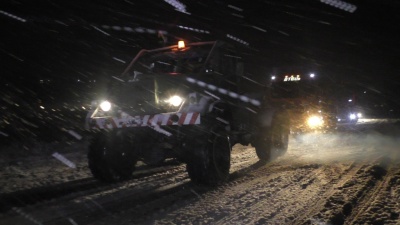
[
  {"left": 167, "top": 95, "right": 183, "bottom": 107},
  {"left": 99, "top": 101, "right": 112, "bottom": 112},
  {"left": 307, "top": 115, "right": 324, "bottom": 128}
]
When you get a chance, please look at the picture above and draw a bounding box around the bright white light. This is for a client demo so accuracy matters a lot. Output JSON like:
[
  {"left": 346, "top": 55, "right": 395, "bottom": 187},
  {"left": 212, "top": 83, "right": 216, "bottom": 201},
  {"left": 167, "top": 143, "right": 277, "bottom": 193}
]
[
  {"left": 307, "top": 115, "right": 324, "bottom": 128},
  {"left": 349, "top": 113, "right": 356, "bottom": 120},
  {"left": 284, "top": 75, "right": 301, "bottom": 82},
  {"left": 271, "top": 76, "right": 276, "bottom": 80},
  {"left": 357, "top": 113, "right": 362, "bottom": 118},
  {"left": 168, "top": 96, "right": 183, "bottom": 107},
  {"left": 100, "top": 101, "right": 112, "bottom": 111},
  {"left": 310, "top": 73, "right": 315, "bottom": 78},
  {"left": 348, "top": 99, "right": 353, "bottom": 102}
]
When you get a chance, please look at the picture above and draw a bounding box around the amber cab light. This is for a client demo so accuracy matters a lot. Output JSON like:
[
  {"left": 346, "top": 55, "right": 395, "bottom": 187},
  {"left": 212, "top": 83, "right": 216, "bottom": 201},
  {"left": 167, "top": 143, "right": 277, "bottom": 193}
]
[{"left": 178, "top": 40, "right": 185, "bottom": 49}]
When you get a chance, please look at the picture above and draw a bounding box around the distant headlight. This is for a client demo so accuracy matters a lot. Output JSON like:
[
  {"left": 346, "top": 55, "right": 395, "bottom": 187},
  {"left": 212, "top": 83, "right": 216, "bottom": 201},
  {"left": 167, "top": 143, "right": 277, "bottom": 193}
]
[
  {"left": 349, "top": 113, "right": 357, "bottom": 120},
  {"left": 357, "top": 113, "right": 362, "bottom": 118},
  {"left": 167, "top": 95, "right": 183, "bottom": 107},
  {"left": 307, "top": 115, "right": 324, "bottom": 128},
  {"left": 100, "top": 101, "right": 112, "bottom": 112}
]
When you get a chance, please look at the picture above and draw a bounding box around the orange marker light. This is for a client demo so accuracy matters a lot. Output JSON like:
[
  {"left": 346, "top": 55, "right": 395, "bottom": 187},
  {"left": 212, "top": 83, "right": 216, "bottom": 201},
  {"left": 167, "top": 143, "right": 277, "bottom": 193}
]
[{"left": 178, "top": 40, "right": 185, "bottom": 49}]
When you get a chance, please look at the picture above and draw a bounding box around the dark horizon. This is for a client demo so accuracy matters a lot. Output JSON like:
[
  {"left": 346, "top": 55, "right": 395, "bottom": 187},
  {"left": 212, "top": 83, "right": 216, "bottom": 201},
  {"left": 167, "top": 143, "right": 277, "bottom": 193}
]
[{"left": 2, "top": 1, "right": 400, "bottom": 82}]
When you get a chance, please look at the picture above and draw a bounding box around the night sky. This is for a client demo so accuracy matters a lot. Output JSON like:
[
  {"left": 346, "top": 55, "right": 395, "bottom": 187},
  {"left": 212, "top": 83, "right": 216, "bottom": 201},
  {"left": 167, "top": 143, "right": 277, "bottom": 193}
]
[
  {"left": 2, "top": 0, "right": 400, "bottom": 82},
  {"left": 1, "top": 0, "right": 400, "bottom": 142}
]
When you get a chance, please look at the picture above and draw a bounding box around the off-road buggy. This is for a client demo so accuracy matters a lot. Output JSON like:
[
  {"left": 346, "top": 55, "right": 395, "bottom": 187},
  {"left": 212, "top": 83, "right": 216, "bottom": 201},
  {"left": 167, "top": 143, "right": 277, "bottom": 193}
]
[{"left": 85, "top": 41, "right": 290, "bottom": 185}]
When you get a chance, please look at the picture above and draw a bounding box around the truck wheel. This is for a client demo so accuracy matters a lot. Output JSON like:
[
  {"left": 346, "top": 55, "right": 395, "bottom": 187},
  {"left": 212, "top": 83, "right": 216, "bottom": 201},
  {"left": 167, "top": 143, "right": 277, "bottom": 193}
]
[
  {"left": 254, "top": 114, "right": 290, "bottom": 162},
  {"left": 88, "top": 131, "right": 137, "bottom": 182},
  {"left": 186, "top": 130, "right": 231, "bottom": 185}
]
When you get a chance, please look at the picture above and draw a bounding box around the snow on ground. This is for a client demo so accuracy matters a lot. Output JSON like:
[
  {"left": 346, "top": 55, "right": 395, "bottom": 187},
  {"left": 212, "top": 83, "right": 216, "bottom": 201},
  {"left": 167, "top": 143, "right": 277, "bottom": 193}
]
[
  {"left": 0, "top": 141, "right": 91, "bottom": 194},
  {"left": 0, "top": 123, "right": 400, "bottom": 225}
]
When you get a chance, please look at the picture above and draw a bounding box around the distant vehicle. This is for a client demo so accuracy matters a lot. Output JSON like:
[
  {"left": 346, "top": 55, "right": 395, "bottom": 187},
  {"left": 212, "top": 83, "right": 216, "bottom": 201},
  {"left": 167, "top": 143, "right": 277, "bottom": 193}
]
[
  {"left": 333, "top": 84, "right": 364, "bottom": 125},
  {"left": 269, "top": 73, "right": 337, "bottom": 134},
  {"left": 335, "top": 101, "right": 363, "bottom": 124},
  {"left": 85, "top": 40, "right": 290, "bottom": 185}
]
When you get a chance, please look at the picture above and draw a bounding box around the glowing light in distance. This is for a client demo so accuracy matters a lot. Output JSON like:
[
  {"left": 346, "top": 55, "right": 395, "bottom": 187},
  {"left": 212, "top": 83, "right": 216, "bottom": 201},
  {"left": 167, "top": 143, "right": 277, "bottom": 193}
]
[
  {"left": 310, "top": 73, "right": 315, "bottom": 78},
  {"left": 284, "top": 75, "right": 301, "bottom": 82},
  {"left": 307, "top": 115, "right": 324, "bottom": 128}
]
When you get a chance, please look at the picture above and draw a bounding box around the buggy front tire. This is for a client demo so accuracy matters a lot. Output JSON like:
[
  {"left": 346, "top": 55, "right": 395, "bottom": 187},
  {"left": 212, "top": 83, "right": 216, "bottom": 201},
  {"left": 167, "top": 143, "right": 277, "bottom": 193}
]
[{"left": 88, "top": 131, "right": 137, "bottom": 182}]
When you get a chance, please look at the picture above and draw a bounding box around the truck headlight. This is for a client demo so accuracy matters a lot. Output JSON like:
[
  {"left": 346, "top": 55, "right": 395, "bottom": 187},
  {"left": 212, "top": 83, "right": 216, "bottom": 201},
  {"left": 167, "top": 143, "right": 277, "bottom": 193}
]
[
  {"left": 99, "top": 101, "right": 112, "bottom": 112},
  {"left": 349, "top": 113, "right": 357, "bottom": 120},
  {"left": 307, "top": 115, "right": 324, "bottom": 128},
  {"left": 167, "top": 95, "right": 183, "bottom": 107}
]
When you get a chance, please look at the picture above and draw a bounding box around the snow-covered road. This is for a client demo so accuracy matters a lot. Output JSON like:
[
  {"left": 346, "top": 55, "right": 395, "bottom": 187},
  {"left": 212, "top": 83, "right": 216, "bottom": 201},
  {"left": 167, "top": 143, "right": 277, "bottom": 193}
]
[{"left": 1, "top": 123, "right": 400, "bottom": 225}]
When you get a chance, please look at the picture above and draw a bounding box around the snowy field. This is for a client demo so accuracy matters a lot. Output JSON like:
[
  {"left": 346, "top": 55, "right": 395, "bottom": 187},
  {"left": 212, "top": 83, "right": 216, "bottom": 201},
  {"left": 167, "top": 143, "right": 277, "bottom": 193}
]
[{"left": 0, "top": 121, "right": 400, "bottom": 225}]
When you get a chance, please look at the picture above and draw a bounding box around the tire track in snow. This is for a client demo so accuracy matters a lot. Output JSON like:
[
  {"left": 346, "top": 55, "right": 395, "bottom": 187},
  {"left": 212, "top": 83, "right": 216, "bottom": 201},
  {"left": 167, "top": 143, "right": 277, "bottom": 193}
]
[
  {"left": 136, "top": 137, "right": 394, "bottom": 225},
  {"left": 142, "top": 159, "right": 323, "bottom": 224},
  {"left": 215, "top": 160, "right": 372, "bottom": 225},
  {"left": 287, "top": 161, "right": 372, "bottom": 224},
  {"left": 0, "top": 162, "right": 185, "bottom": 213},
  {"left": 346, "top": 159, "right": 400, "bottom": 225},
  {"left": 301, "top": 156, "right": 392, "bottom": 225},
  {"left": 0, "top": 163, "right": 190, "bottom": 224}
]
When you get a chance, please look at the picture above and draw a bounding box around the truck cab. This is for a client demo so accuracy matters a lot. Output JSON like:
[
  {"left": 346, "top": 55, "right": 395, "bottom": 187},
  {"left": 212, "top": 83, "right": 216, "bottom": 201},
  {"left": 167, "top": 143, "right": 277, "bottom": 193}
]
[{"left": 269, "top": 73, "right": 337, "bottom": 134}]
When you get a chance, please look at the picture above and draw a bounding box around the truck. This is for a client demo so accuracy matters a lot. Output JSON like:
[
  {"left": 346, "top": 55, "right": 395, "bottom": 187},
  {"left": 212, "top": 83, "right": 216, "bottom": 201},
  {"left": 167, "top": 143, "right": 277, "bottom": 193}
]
[
  {"left": 85, "top": 40, "right": 290, "bottom": 185},
  {"left": 269, "top": 73, "right": 337, "bottom": 134}
]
